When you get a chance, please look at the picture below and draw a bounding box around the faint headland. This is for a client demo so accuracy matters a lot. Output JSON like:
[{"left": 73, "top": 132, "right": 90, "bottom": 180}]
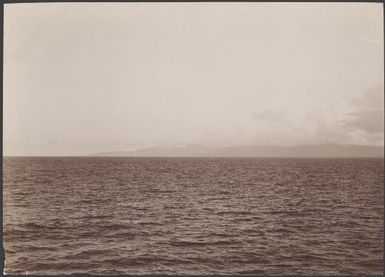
[{"left": 91, "top": 143, "right": 384, "bottom": 158}]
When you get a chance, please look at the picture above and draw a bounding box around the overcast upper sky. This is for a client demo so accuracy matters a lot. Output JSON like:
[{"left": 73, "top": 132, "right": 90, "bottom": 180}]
[{"left": 4, "top": 3, "right": 384, "bottom": 156}]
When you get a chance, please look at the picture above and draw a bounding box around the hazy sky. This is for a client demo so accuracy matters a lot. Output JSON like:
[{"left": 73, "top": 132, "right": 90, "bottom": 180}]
[{"left": 4, "top": 3, "right": 384, "bottom": 156}]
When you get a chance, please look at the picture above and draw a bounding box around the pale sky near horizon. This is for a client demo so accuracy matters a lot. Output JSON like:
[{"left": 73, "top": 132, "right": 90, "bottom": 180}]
[{"left": 4, "top": 3, "right": 384, "bottom": 156}]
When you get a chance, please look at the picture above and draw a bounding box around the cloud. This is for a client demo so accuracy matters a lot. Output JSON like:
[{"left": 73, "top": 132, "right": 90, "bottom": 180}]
[
  {"left": 339, "top": 86, "right": 384, "bottom": 139},
  {"left": 246, "top": 86, "right": 384, "bottom": 147},
  {"left": 248, "top": 109, "right": 321, "bottom": 146},
  {"left": 342, "top": 109, "right": 384, "bottom": 133},
  {"left": 350, "top": 86, "right": 384, "bottom": 110}
]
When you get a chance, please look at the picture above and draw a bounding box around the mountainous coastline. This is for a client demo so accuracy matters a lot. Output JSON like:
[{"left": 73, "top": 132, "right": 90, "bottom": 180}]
[{"left": 91, "top": 144, "right": 384, "bottom": 158}]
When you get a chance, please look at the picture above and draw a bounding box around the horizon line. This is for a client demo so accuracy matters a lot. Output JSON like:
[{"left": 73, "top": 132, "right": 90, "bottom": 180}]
[{"left": 3, "top": 155, "right": 384, "bottom": 159}]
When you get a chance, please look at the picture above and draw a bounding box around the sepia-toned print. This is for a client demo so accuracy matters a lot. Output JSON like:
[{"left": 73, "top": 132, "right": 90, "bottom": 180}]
[{"left": 3, "top": 3, "right": 384, "bottom": 275}]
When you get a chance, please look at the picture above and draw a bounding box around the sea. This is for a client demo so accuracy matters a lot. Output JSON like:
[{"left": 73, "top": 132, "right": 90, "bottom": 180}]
[{"left": 3, "top": 157, "right": 384, "bottom": 275}]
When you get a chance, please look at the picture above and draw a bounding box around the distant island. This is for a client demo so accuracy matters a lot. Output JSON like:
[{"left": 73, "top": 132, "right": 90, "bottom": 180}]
[{"left": 91, "top": 143, "right": 384, "bottom": 158}]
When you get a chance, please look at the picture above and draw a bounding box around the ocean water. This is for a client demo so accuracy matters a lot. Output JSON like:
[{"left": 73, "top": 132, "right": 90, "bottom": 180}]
[{"left": 3, "top": 157, "right": 384, "bottom": 275}]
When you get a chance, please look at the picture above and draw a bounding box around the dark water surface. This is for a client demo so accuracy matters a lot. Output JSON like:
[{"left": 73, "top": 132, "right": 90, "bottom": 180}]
[{"left": 3, "top": 157, "right": 384, "bottom": 275}]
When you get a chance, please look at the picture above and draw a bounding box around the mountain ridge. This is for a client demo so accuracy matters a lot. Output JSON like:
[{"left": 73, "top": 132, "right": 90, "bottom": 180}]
[{"left": 90, "top": 143, "right": 384, "bottom": 158}]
